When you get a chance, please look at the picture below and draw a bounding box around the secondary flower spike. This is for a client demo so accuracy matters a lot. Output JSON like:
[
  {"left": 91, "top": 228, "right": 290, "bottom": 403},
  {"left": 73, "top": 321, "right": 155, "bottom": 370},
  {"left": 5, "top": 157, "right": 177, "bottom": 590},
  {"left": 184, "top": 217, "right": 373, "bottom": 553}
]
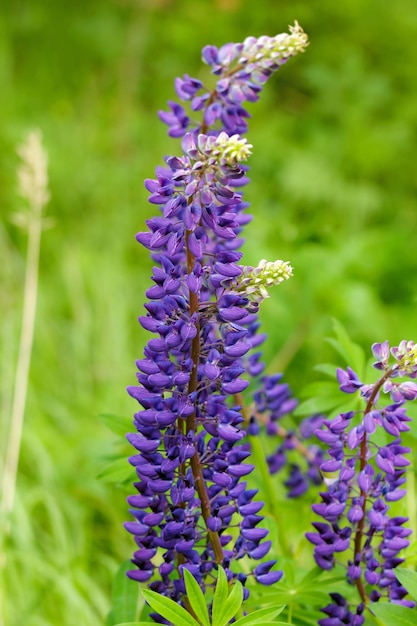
[
  {"left": 307, "top": 341, "right": 416, "bottom": 620},
  {"left": 126, "top": 24, "right": 307, "bottom": 614}
]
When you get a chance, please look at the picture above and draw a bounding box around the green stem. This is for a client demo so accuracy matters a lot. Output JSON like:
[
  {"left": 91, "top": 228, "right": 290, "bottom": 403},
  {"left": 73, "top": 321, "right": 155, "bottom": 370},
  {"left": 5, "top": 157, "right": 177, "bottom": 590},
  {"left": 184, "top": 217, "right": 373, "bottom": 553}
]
[
  {"left": 1, "top": 209, "right": 43, "bottom": 527},
  {"left": 235, "top": 392, "right": 291, "bottom": 557},
  {"left": 0, "top": 182, "right": 45, "bottom": 626},
  {"left": 406, "top": 463, "right": 417, "bottom": 539},
  {"left": 287, "top": 601, "right": 293, "bottom": 624},
  {"left": 249, "top": 434, "right": 291, "bottom": 557}
]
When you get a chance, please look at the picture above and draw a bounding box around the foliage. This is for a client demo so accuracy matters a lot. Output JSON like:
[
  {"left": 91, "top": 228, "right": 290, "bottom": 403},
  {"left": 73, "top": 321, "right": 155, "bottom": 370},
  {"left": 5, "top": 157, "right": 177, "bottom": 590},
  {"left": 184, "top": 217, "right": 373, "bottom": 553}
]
[
  {"left": 112, "top": 567, "right": 287, "bottom": 626},
  {"left": 2, "top": 1, "right": 417, "bottom": 625}
]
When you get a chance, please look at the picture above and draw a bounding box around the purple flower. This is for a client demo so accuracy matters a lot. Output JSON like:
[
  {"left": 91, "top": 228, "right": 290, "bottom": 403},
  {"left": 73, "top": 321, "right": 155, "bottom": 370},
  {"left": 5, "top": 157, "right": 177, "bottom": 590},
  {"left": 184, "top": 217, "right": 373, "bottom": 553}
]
[
  {"left": 124, "top": 26, "right": 308, "bottom": 608},
  {"left": 319, "top": 594, "right": 364, "bottom": 626},
  {"left": 308, "top": 342, "right": 416, "bottom": 613},
  {"left": 336, "top": 367, "right": 363, "bottom": 393},
  {"left": 160, "top": 25, "right": 307, "bottom": 139}
]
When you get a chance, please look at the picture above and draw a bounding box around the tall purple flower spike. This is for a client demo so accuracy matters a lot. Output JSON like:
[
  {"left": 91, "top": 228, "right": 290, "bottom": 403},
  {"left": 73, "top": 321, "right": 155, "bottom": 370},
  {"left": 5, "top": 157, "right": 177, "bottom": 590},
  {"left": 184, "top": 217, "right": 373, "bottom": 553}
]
[
  {"left": 307, "top": 341, "right": 417, "bottom": 622},
  {"left": 125, "top": 25, "right": 308, "bottom": 608}
]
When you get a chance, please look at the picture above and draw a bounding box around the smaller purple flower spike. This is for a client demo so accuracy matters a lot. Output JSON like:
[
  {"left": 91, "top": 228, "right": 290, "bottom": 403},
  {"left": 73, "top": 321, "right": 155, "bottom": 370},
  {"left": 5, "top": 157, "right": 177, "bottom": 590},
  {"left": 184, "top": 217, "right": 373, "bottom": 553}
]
[
  {"left": 160, "top": 23, "right": 308, "bottom": 138},
  {"left": 307, "top": 341, "right": 417, "bottom": 616},
  {"left": 250, "top": 368, "right": 327, "bottom": 498}
]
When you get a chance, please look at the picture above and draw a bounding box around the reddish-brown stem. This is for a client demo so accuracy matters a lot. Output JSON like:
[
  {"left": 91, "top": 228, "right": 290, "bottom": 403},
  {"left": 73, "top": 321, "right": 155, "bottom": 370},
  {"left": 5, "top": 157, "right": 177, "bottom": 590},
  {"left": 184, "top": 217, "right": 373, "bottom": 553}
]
[
  {"left": 352, "top": 368, "right": 393, "bottom": 605},
  {"left": 200, "top": 61, "right": 247, "bottom": 135},
  {"left": 184, "top": 230, "right": 224, "bottom": 564}
]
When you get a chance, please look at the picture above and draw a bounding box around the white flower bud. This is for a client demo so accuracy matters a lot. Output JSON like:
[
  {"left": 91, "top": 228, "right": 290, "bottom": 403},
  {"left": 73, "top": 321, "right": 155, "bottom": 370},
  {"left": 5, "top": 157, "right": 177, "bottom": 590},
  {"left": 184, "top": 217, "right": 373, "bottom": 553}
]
[
  {"left": 237, "top": 259, "right": 293, "bottom": 302},
  {"left": 240, "top": 22, "right": 309, "bottom": 67}
]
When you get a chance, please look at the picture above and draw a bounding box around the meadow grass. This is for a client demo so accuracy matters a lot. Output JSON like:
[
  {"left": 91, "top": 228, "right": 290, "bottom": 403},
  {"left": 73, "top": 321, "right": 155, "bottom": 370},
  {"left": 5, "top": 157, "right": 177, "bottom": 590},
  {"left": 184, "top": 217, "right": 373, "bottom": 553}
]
[{"left": 1, "top": 1, "right": 417, "bottom": 624}]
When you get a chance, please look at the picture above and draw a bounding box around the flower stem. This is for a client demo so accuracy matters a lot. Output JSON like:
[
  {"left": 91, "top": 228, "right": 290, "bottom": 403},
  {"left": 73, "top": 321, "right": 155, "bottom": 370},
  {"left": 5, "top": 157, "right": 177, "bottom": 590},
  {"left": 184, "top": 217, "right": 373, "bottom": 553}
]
[
  {"left": 352, "top": 368, "right": 393, "bottom": 605},
  {"left": 185, "top": 230, "right": 224, "bottom": 564}
]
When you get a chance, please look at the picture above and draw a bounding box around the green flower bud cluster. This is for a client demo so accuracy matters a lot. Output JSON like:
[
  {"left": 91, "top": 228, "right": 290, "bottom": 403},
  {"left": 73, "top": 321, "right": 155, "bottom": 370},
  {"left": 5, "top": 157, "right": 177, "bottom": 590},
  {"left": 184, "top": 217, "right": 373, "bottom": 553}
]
[
  {"left": 239, "top": 22, "right": 309, "bottom": 68},
  {"left": 197, "top": 131, "right": 252, "bottom": 166},
  {"left": 236, "top": 259, "right": 293, "bottom": 302}
]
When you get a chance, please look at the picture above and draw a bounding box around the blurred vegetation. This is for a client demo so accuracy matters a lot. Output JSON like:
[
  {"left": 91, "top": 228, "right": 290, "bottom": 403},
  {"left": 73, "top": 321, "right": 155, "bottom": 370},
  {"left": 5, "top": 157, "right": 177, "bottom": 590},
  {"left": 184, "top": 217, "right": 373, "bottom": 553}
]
[{"left": 1, "top": 0, "right": 417, "bottom": 624}]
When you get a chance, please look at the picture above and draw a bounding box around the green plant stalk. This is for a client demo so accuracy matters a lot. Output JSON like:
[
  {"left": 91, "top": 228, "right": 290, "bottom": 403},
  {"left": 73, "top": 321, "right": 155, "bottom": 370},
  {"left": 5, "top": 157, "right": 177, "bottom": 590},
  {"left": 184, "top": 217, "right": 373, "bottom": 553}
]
[
  {"left": 0, "top": 183, "right": 44, "bottom": 626},
  {"left": 406, "top": 464, "right": 417, "bottom": 540},
  {"left": 287, "top": 601, "right": 293, "bottom": 625},
  {"left": 248, "top": 434, "right": 291, "bottom": 557},
  {"left": 1, "top": 208, "right": 43, "bottom": 525},
  {"left": 235, "top": 392, "right": 290, "bottom": 557}
]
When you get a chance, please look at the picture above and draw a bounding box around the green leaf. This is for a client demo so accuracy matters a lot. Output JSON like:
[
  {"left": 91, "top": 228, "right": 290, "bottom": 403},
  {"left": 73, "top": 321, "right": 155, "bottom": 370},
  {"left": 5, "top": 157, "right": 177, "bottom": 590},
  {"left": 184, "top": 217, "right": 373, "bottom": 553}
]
[
  {"left": 97, "top": 457, "right": 135, "bottom": 483},
  {"left": 111, "top": 561, "right": 139, "bottom": 623},
  {"left": 370, "top": 602, "right": 417, "bottom": 626},
  {"left": 291, "top": 606, "right": 324, "bottom": 626},
  {"left": 233, "top": 605, "right": 285, "bottom": 626},
  {"left": 212, "top": 578, "right": 243, "bottom": 626},
  {"left": 297, "top": 566, "right": 324, "bottom": 587},
  {"left": 299, "top": 381, "right": 340, "bottom": 398},
  {"left": 241, "top": 623, "right": 290, "bottom": 626},
  {"left": 114, "top": 623, "right": 159, "bottom": 626},
  {"left": 212, "top": 567, "right": 229, "bottom": 626},
  {"left": 245, "top": 623, "right": 291, "bottom": 626},
  {"left": 99, "top": 413, "right": 133, "bottom": 437},
  {"left": 314, "top": 363, "right": 339, "bottom": 378},
  {"left": 394, "top": 569, "right": 417, "bottom": 602},
  {"left": 326, "top": 320, "right": 365, "bottom": 374},
  {"left": 141, "top": 589, "right": 200, "bottom": 626},
  {"left": 183, "top": 568, "right": 210, "bottom": 626},
  {"left": 293, "top": 395, "right": 342, "bottom": 416},
  {"left": 290, "top": 590, "right": 330, "bottom": 605}
]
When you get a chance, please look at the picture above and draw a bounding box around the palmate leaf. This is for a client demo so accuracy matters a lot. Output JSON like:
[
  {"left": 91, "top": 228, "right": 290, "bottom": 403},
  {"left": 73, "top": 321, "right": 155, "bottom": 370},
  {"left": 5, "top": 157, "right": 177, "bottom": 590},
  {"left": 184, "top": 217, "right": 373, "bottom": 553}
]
[
  {"left": 99, "top": 413, "right": 133, "bottom": 437},
  {"left": 293, "top": 394, "right": 344, "bottom": 416},
  {"left": 327, "top": 319, "right": 366, "bottom": 374},
  {"left": 183, "top": 568, "right": 210, "bottom": 626},
  {"left": 241, "top": 623, "right": 290, "bottom": 626},
  {"left": 141, "top": 589, "right": 200, "bottom": 626},
  {"left": 212, "top": 570, "right": 243, "bottom": 626},
  {"left": 394, "top": 568, "right": 417, "bottom": 602},
  {"left": 97, "top": 457, "right": 136, "bottom": 483},
  {"left": 299, "top": 381, "right": 340, "bottom": 398},
  {"left": 295, "top": 565, "right": 324, "bottom": 587},
  {"left": 314, "top": 363, "right": 339, "bottom": 378},
  {"left": 211, "top": 567, "right": 229, "bottom": 625},
  {"left": 114, "top": 622, "right": 158, "bottom": 626},
  {"left": 370, "top": 602, "right": 417, "bottom": 626},
  {"left": 233, "top": 605, "right": 285, "bottom": 626},
  {"left": 394, "top": 567, "right": 417, "bottom": 602},
  {"left": 245, "top": 565, "right": 346, "bottom": 610},
  {"left": 111, "top": 561, "right": 139, "bottom": 623},
  {"left": 290, "top": 607, "right": 323, "bottom": 626}
]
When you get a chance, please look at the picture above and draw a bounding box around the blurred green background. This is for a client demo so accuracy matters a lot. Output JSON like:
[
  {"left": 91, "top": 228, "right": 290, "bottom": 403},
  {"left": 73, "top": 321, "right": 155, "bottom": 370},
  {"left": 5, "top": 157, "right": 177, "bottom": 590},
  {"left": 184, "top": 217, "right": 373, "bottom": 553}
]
[{"left": 1, "top": 0, "right": 417, "bottom": 624}]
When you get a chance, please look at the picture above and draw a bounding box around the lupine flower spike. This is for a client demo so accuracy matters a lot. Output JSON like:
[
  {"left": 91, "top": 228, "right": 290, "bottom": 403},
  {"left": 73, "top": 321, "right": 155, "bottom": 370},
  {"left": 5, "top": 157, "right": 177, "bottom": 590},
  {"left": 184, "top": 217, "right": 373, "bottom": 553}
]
[
  {"left": 125, "top": 24, "right": 307, "bottom": 611},
  {"left": 307, "top": 341, "right": 417, "bottom": 624}
]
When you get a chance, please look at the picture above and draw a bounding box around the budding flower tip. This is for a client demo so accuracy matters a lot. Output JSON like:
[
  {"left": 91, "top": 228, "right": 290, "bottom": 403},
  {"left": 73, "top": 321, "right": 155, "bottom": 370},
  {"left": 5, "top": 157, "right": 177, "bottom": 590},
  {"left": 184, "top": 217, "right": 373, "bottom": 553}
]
[{"left": 288, "top": 20, "right": 309, "bottom": 52}]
